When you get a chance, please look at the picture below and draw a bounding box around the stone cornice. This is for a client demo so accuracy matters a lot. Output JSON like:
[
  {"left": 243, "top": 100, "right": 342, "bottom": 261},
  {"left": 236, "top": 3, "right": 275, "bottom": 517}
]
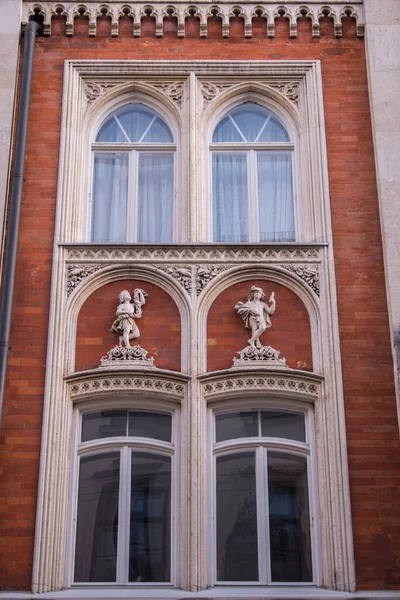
[{"left": 22, "top": 1, "right": 364, "bottom": 38}]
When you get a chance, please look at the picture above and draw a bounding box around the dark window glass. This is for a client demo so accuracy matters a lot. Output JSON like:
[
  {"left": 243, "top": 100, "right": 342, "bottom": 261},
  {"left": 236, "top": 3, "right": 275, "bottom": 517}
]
[
  {"left": 129, "top": 452, "right": 171, "bottom": 582},
  {"left": 215, "top": 411, "right": 258, "bottom": 442},
  {"left": 74, "top": 452, "right": 120, "bottom": 582},
  {"left": 216, "top": 452, "right": 258, "bottom": 581},
  {"left": 261, "top": 411, "right": 305, "bottom": 442},
  {"left": 268, "top": 452, "right": 312, "bottom": 582},
  {"left": 82, "top": 411, "right": 127, "bottom": 442},
  {"left": 128, "top": 412, "right": 172, "bottom": 442}
]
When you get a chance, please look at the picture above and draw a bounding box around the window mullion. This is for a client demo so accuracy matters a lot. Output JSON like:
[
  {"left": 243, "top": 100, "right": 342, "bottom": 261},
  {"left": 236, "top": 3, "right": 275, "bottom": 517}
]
[
  {"left": 264, "top": 448, "right": 272, "bottom": 584},
  {"left": 248, "top": 150, "right": 259, "bottom": 242},
  {"left": 116, "top": 446, "right": 131, "bottom": 584},
  {"left": 256, "top": 446, "right": 268, "bottom": 584}
]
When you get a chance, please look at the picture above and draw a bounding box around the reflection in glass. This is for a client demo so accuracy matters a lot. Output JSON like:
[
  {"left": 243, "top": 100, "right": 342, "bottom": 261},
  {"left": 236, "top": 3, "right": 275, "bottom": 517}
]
[
  {"left": 74, "top": 452, "right": 120, "bottom": 582},
  {"left": 82, "top": 411, "right": 127, "bottom": 442},
  {"left": 268, "top": 452, "right": 312, "bottom": 582},
  {"left": 215, "top": 411, "right": 258, "bottom": 442},
  {"left": 129, "top": 452, "right": 171, "bottom": 582},
  {"left": 216, "top": 452, "right": 258, "bottom": 581},
  {"left": 128, "top": 412, "right": 172, "bottom": 442},
  {"left": 261, "top": 411, "right": 305, "bottom": 442}
]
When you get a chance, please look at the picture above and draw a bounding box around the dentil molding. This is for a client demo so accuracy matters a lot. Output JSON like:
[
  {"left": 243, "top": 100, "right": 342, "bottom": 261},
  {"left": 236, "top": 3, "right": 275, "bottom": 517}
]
[{"left": 22, "top": 1, "right": 365, "bottom": 39}]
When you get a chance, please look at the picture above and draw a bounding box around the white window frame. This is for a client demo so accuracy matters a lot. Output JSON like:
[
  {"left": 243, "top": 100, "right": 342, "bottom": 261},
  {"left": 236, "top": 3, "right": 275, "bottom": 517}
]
[
  {"left": 208, "top": 398, "right": 322, "bottom": 588},
  {"left": 209, "top": 104, "right": 296, "bottom": 244},
  {"left": 65, "top": 399, "right": 181, "bottom": 589},
  {"left": 85, "top": 93, "right": 181, "bottom": 244},
  {"left": 203, "top": 93, "right": 301, "bottom": 244}
]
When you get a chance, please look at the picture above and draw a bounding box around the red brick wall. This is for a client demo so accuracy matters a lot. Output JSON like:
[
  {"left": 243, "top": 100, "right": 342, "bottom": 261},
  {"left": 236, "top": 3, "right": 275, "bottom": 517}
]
[
  {"left": 0, "top": 16, "right": 399, "bottom": 591},
  {"left": 75, "top": 280, "right": 181, "bottom": 372},
  {"left": 208, "top": 280, "right": 312, "bottom": 372}
]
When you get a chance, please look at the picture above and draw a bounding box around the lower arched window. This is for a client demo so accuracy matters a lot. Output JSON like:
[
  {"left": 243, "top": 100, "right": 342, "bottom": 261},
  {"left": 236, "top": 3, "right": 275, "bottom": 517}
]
[
  {"left": 72, "top": 408, "right": 177, "bottom": 585},
  {"left": 211, "top": 404, "right": 318, "bottom": 585}
]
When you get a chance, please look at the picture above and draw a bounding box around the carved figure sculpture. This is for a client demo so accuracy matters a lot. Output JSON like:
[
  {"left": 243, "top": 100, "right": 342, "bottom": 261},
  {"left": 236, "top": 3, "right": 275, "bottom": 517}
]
[
  {"left": 111, "top": 289, "right": 148, "bottom": 348},
  {"left": 235, "top": 286, "right": 276, "bottom": 348}
]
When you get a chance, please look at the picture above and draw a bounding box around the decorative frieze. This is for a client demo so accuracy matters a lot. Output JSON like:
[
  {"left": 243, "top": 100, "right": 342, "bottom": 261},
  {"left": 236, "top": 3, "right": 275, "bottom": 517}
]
[
  {"left": 202, "top": 372, "right": 320, "bottom": 399},
  {"left": 68, "top": 374, "right": 186, "bottom": 398},
  {"left": 65, "top": 244, "right": 322, "bottom": 264},
  {"left": 22, "top": 2, "right": 365, "bottom": 39}
]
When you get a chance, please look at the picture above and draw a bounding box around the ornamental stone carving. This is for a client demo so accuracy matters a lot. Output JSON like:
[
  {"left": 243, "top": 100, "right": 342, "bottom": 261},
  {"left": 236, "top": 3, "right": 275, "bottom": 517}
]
[
  {"left": 196, "top": 265, "right": 229, "bottom": 295},
  {"left": 234, "top": 286, "right": 287, "bottom": 367},
  {"left": 282, "top": 264, "right": 320, "bottom": 296},
  {"left": 156, "top": 265, "right": 192, "bottom": 294},
  {"left": 67, "top": 264, "right": 103, "bottom": 296},
  {"left": 105, "top": 288, "right": 155, "bottom": 368},
  {"left": 100, "top": 345, "right": 155, "bottom": 368},
  {"left": 65, "top": 244, "right": 321, "bottom": 263}
]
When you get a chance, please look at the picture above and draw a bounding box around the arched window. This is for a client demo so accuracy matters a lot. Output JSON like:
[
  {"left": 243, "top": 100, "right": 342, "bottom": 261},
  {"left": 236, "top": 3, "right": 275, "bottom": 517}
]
[
  {"left": 91, "top": 103, "right": 175, "bottom": 243},
  {"left": 211, "top": 404, "right": 317, "bottom": 584},
  {"left": 73, "top": 408, "right": 177, "bottom": 584},
  {"left": 211, "top": 102, "right": 295, "bottom": 243}
]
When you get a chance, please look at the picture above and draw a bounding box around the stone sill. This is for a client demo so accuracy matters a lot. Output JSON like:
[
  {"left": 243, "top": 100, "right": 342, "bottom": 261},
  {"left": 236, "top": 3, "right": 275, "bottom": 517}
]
[{"left": 2, "top": 589, "right": 400, "bottom": 600}]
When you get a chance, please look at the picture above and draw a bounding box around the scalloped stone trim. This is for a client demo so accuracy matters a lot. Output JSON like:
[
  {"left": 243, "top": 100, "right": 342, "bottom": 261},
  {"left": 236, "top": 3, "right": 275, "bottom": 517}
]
[{"left": 22, "top": 1, "right": 364, "bottom": 39}]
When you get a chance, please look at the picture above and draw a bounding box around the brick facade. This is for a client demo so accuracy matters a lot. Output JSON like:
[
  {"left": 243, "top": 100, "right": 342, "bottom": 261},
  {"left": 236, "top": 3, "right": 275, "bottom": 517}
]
[{"left": 0, "top": 14, "right": 399, "bottom": 592}]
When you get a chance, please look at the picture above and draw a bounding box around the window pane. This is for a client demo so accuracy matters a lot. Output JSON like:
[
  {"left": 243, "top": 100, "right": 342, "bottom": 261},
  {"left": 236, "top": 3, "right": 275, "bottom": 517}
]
[
  {"left": 257, "top": 152, "right": 294, "bottom": 242},
  {"left": 96, "top": 104, "right": 173, "bottom": 143},
  {"left": 215, "top": 411, "right": 258, "bottom": 442},
  {"left": 212, "top": 103, "right": 290, "bottom": 143},
  {"left": 261, "top": 411, "right": 305, "bottom": 442},
  {"left": 130, "top": 452, "right": 171, "bottom": 582},
  {"left": 128, "top": 412, "right": 172, "bottom": 442},
  {"left": 258, "top": 116, "right": 290, "bottom": 143},
  {"left": 142, "top": 117, "right": 174, "bottom": 143},
  {"left": 138, "top": 152, "right": 174, "bottom": 243},
  {"left": 213, "top": 153, "right": 248, "bottom": 242},
  {"left": 92, "top": 153, "right": 128, "bottom": 243},
  {"left": 268, "top": 452, "right": 312, "bottom": 582},
  {"left": 82, "top": 411, "right": 127, "bottom": 442},
  {"left": 74, "top": 453, "right": 120, "bottom": 582},
  {"left": 216, "top": 452, "right": 258, "bottom": 581}
]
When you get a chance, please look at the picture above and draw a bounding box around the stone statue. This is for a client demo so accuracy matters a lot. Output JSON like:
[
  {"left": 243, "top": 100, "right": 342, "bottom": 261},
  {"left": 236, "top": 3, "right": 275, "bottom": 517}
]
[
  {"left": 110, "top": 288, "right": 147, "bottom": 348},
  {"left": 235, "top": 286, "right": 276, "bottom": 349}
]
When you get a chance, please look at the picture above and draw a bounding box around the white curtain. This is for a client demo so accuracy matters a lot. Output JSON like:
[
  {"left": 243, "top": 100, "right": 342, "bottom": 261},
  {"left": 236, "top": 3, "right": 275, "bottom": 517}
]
[
  {"left": 212, "top": 153, "right": 248, "bottom": 242},
  {"left": 92, "top": 153, "right": 128, "bottom": 243},
  {"left": 257, "top": 153, "right": 294, "bottom": 242},
  {"left": 138, "top": 152, "right": 174, "bottom": 243}
]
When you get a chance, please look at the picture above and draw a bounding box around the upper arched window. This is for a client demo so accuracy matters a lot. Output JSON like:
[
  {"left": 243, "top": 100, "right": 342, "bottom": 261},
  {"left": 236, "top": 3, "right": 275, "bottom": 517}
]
[
  {"left": 91, "top": 103, "right": 175, "bottom": 243},
  {"left": 211, "top": 102, "right": 295, "bottom": 243}
]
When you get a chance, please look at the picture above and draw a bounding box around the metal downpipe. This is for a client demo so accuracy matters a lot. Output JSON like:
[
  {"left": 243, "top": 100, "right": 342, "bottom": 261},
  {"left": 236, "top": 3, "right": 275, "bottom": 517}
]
[{"left": 0, "top": 20, "right": 39, "bottom": 433}]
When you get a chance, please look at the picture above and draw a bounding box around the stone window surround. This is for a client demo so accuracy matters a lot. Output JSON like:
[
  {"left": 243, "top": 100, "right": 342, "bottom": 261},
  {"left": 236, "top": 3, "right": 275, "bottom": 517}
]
[{"left": 31, "top": 59, "right": 355, "bottom": 596}]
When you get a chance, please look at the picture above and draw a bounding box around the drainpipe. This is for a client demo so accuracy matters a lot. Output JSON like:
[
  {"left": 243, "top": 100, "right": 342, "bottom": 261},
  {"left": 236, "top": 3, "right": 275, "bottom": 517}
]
[{"left": 0, "top": 20, "right": 39, "bottom": 433}]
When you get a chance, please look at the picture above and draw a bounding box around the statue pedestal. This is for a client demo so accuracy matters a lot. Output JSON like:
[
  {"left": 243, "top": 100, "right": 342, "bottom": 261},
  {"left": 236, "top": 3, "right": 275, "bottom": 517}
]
[
  {"left": 100, "top": 344, "right": 155, "bottom": 368},
  {"left": 232, "top": 345, "right": 287, "bottom": 369}
]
